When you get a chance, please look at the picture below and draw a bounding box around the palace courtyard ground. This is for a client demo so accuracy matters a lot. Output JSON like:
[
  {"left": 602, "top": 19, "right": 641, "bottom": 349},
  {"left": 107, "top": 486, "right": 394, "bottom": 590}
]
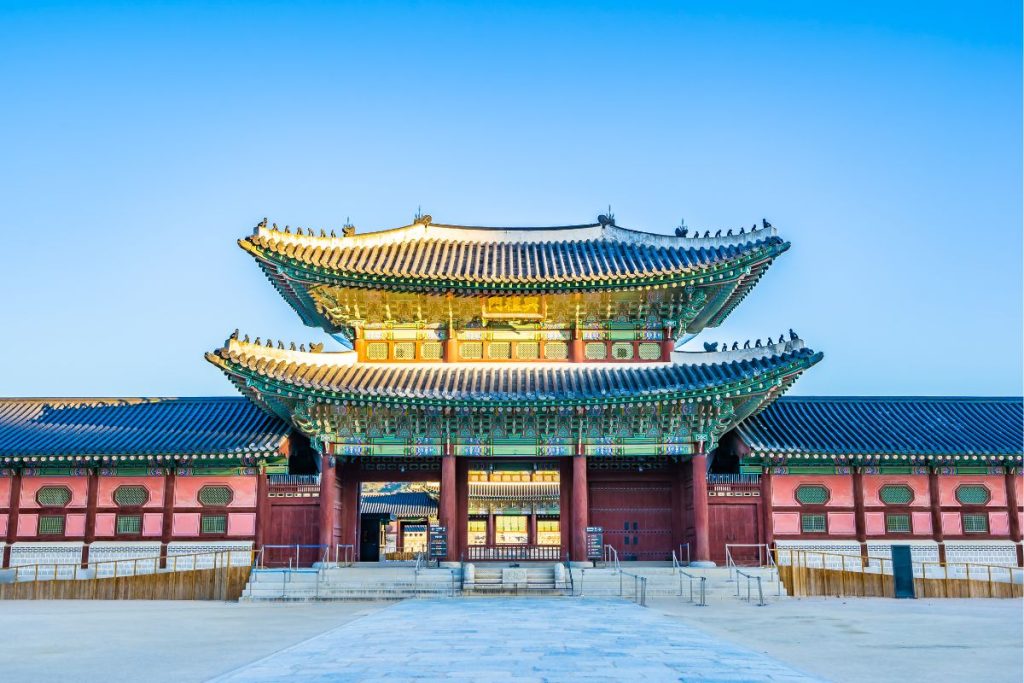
[{"left": 0, "top": 597, "right": 1019, "bottom": 682}]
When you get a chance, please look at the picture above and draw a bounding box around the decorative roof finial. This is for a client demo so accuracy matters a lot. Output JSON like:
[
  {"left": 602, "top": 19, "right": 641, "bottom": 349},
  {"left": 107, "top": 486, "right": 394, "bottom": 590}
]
[
  {"left": 703, "top": 341, "right": 719, "bottom": 352},
  {"left": 674, "top": 218, "right": 688, "bottom": 237},
  {"left": 789, "top": 328, "right": 798, "bottom": 341},
  {"left": 342, "top": 216, "right": 356, "bottom": 237},
  {"left": 762, "top": 218, "right": 772, "bottom": 229}
]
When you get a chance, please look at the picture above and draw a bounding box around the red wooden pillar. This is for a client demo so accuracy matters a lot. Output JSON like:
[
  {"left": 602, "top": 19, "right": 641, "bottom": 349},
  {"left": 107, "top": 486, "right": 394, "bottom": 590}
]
[
  {"left": 528, "top": 511, "right": 538, "bottom": 545},
  {"left": 455, "top": 459, "right": 469, "bottom": 560},
  {"left": 81, "top": 469, "right": 99, "bottom": 567},
  {"left": 445, "top": 324, "right": 459, "bottom": 362},
  {"left": 486, "top": 511, "right": 495, "bottom": 547},
  {"left": 318, "top": 454, "right": 336, "bottom": 551},
  {"left": 570, "top": 323, "right": 584, "bottom": 363},
  {"left": 254, "top": 466, "right": 269, "bottom": 552},
  {"left": 761, "top": 466, "right": 774, "bottom": 548},
  {"left": 1004, "top": 467, "right": 1022, "bottom": 566},
  {"left": 661, "top": 325, "right": 674, "bottom": 362},
  {"left": 853, "top": 468, "right": 867, "bottom": 558},
  {"left": 571, "top": 444, "right": 589, "bottom": 561},
  {"left": 353, "top": 328, "right": 366, "bottom": 360},
  {"left": 559, "top": 457, "right": 573, "bottom": 557},
  {"left": 3, "top": 470, "right": 22, "bottom": 568},
  {"left": 440, "top": 449, "right": 457, "bottom": 560},
  {"left": 338, "top": 461, "right": 359, "bottom": 559},
  {"left": 691, "top": 443, "right": 711, "bottom": 564},
  {"left": 928, "top": 467, "right": 946, "bottom": 563},
  {"left": 159, "top": 470, "right": 176, "bottom": 569}
]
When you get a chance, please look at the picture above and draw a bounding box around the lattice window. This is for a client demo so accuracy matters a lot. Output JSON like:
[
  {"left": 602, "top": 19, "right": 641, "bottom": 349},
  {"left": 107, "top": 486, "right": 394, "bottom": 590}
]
[
  {"left": 516, "top": 342, "right": 539, "bottom": 360},
  {"left": 955, "top": 485, "right": 991, "bottom": 505},
  {"left": 366, "top": 342, "right": 389, "bottom": 360},
  {"left": 38, "top": 515, "right": 65, "bottom": 535},
  {"left": 879, "top": 484, "right": 914, "bottom": 505},
  {"left": 114, "top": 485, "right": 149, "bottom": 507},
  {"left": 421, "top": 342, "right": 443, "bottom": 360},
  {"left": 460, "top": 342, "right": 483, "bottom": 360},
  {"left": 488, "top": 342, "right": 512, "bottom": 360},
  {"left": 544, "top": 342, "right": 568, "bottom": 360},
  {"left": 885, "top": 513, "right": 911, "bottom": 533},
  {"left": 116, "top": 514, "right": 143, "bottom": 535},
  {"left": 611, "top": 342, "right": 634, "bottom": 360},
  {"left": 962, "top": 513, "right": 989, "bottom": 534},
  {"left": 201, "top": 514, "right": 228, "bottom": 534},
  {"left": 638, "top": 342, "right": 661, "bottom": 360},
  {"left": 795, "top": 485, "right": 830, "bottom": 505},
  {"left": 198, "top": 485, "right": 233, "bottom": 507},
  {"left": 36, "top": 486, "right": 71, "bottom": 507},
  {"left": 585, "top": 342, "right": 607, "bottom": 360},
  {"left": 800, "top": 513, "right": 826, "bottom": 533},
  {"left": 393, "top": 342, "right": 416, "bottom": 360}
]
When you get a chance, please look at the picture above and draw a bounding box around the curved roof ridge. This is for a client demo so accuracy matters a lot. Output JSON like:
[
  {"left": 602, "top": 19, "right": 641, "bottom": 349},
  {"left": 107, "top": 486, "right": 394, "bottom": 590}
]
[{"left": 247, "top": 218, "right": 779, "bottom": 250}]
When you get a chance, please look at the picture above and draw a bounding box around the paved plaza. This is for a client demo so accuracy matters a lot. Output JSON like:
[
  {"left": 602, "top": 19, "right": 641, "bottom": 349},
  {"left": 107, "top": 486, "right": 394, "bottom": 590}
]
[
  {"left": 211, "top": 598, "right": 821, "bottom": 682},
  {"left": 0, "top": 597, "right": 1020, "bottom": 682}
]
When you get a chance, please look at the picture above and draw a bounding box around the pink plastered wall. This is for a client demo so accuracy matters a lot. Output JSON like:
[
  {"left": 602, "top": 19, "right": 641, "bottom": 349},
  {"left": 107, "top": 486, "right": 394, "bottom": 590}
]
[
  {"left": 19, "top": 477, "right": 89, "bottom": 509},
  {"left": 862, "top": 475, "right": 930, "bottom": 507},
  {"left": 0, "top": 478, "right": 11, "bottom": 507},
  {"left": 938, "top": 475, "right": 1006, "bottom": 507},
  {"left": 772, "top": 512, "right": 800, "bottom": 534},
  {"left": 773, "top": 475, "right": 854, "bottom": 507},
  {"left": 173, "top": 476, "right": 256, "bottom": 508},
  {"left": 827, "top": 512, "right": 857, "bottom": 535},
  {"left": 97, "top": 476, "right": 165, "bottom": 508}
]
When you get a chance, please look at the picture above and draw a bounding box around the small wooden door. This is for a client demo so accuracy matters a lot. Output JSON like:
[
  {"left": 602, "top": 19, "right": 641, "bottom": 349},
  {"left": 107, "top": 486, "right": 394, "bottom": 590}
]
[{"left": 708, "top": 503, "right": 759, "bottom": 566}]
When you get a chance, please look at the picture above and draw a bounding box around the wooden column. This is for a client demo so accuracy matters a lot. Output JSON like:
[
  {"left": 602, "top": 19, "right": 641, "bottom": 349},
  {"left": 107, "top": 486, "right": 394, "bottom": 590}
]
[
  {"left": 691, "top": 443, "right": 711, "bottom": 564},
  {"left": 338, "top": 461, "right": 359, "bottom": 558},
  {"left": 159, "top": 470, "right": 176, "bottom": 569},
  {"left": 761, "top": 466, "right": 774, "bottom": 548},
  {"left": 254, "top": 466, "right": 269, "bottom": 552},
  {"left": 81, "top": 469, "right": 99, "bottom": 568},
  {"left": 455, "top": 458, "right": 470, "bottom": 561},
  {"left": 3, "top": 470, "right": 22, "bottom": 568},
  {"left": 853, "top": 468, "right": 867, "bottom": 558},
  {"left": 928, "top": 467, "right": 946, "bottom": 563},
  {"left": 1004, "top": 468, "right": 1022, "bottom": 566},
  {"left": 486, "top": 511, "right": 495, "bottom": 547},
  {"left": 353, "top": 328, "right": 366, "bottom": 360},
  {"left": 559, "top": 457, "right": 572, "bottom": 557},
  {"left": 445, "top": 325, "right": 459, "bottom": 362},
  {"left": 570, "top": 323, "right": 584, "bottom": 363},
  {"left": 528, "top": 511, "right": 538, "bottom": 545},
  {"left": 571, "top": 444, "right": 589, "bottom": 561},
  {"left": 661, "top": 325, "right": 675, "bottom": 362},
  {"left": 440, "top": 450, "right": 457, "bottom": 560},
  {"left": 318, "top": 454, "right": 336, "bottom": 551}
]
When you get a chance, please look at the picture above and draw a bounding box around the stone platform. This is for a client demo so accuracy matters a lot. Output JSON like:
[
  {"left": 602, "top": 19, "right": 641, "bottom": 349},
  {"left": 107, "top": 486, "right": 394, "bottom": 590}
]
[{"left": 211, "top": 597, "right": 821, "bottom": 682}]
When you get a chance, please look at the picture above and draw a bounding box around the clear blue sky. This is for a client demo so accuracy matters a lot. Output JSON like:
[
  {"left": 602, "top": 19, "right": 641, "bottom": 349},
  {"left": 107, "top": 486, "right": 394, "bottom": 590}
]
[{"left": 1, "top": 1, "right": 1020, "bottom": 397}]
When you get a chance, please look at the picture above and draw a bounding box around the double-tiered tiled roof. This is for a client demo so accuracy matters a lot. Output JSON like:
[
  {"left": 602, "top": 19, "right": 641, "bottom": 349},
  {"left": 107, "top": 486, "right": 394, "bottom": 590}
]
[
  {"left": 241, "top": 217, "right": 788, "bottom": 332},
  {"left": 206, "top": 335, "right": 822, "bottom": 408}
]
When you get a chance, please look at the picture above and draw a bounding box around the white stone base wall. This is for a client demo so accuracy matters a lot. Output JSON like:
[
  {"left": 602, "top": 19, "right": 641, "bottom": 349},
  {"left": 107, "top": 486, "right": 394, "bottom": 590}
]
[
  {"left": 88, "top": 542, "right": 163, "bottom": 577},
  {"left": 944, "top": 541, "right": 1020, "bottom": 568},
  {"left": 866, "top": 542, "right": 940, "bottom": 565},
  {"left": 8, "top": 542, "right": 84, "bottom": 579},
  {"left": 166, "top": 541, "right": 253, "bottom": 569},
  {"left": 774, "top": 541, "right": 862, "bottom": 567}
]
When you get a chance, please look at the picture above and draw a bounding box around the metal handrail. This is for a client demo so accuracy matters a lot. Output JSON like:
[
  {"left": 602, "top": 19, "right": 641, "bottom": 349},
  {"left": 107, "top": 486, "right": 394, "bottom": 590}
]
[
  {"left": 735, "top": 568, "right": 766, "bottom": 606},
  {"left": 619, "top": 570, "right": 648, "bottom": 607},
  {"left": 564, "top": 551, "right": 575, "bottom": 596},
  {"left": 3, "top": 548, "right": 255, "bottom": 585},
  {"left": 672, "top": 551, "right": 707, "bottom": 607},
  {"left": 603, "top": 544, "right": 620, "bottom": 571}
]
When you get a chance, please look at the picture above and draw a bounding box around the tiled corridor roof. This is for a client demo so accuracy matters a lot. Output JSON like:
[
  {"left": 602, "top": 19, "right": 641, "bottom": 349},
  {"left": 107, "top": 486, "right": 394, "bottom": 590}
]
[{"left": 739, "top": 396, "right": 1024, "bottom": 457}]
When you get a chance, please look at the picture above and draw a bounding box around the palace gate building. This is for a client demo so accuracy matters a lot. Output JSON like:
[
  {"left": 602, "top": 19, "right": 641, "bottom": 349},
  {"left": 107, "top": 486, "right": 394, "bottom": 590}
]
[{"left": 0, "top": 216, "right": 1020, "bottom": 570}]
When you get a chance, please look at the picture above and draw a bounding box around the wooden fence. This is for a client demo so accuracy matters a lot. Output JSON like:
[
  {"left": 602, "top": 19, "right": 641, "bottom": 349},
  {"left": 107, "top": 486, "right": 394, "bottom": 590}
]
[
  {"left": 0, "top": 551, "right": 253, "bottom": 601},
  {"left": 776, "top": 549, "right": 1023, "bottom": 599}
]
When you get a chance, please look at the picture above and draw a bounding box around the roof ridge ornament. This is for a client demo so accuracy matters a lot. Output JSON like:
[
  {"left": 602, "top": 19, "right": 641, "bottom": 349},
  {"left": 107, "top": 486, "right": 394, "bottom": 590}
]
[{"left": 597, "top": 205, "right": 615, "bottom": 227}]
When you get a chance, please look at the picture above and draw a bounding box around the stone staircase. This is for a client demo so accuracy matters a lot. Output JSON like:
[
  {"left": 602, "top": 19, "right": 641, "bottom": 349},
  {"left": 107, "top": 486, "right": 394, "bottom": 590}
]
[
  {"left": 241, "top": 565, "right": 461, "bottom": 601},
  {"left": 462, "top": 563, "right": 569, "bottom": 595},
  {"left": 239, "top": 562, "right": 787, "bottom": 603}
]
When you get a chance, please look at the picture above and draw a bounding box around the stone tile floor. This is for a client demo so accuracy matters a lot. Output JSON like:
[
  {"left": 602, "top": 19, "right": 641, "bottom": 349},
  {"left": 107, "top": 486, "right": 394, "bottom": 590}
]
[{"left": 210, "top": 598, "right": 823, "bottom": 682}]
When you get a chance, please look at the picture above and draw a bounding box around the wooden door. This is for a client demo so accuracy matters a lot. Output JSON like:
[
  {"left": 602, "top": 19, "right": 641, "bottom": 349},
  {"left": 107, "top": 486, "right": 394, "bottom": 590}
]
[
  {"left": 708, "top": 503, "right": 759, "bottom": 566},
  {"left": 589, "top": 482, "right": 673, "bottom": 560}
]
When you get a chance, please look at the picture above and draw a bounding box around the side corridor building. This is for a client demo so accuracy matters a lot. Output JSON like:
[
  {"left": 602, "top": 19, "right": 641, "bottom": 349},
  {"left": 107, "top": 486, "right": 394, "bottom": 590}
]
[{"left": 1, "top": 216, "right": 1020, "bottom": 570}]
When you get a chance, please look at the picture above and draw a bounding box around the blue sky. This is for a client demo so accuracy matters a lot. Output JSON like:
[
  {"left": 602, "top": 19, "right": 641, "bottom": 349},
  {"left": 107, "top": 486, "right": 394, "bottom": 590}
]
[{"left": 1, "top": 1, "right": 1020, "bottom": 397}]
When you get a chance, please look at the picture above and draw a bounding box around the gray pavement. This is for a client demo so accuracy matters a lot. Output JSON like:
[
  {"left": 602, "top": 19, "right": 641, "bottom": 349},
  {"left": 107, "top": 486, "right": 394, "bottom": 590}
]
[{"left": 210, "top": 598, "right": 822, "bottom": 682}]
